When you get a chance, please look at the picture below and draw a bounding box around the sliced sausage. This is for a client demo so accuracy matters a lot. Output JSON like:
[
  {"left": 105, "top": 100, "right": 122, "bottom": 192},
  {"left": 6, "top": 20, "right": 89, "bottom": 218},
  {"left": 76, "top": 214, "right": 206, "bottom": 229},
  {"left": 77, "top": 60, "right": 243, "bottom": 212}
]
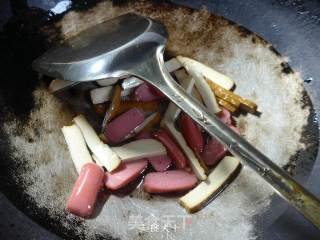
[
  {"left": 134, "top": 83, "right": 164, "bottom": 102},
  {"left": 148, "top": 155, "right": 172, "bottom": 172},
  {"left": 217, "top": 108, "right": 232, "bottom": 125},
  {"left": 105, "top": 159, "right": 148, "bottom": 190},
  {"left": 144, "top": 170, "right": 197, "bottom": 193},
  {"left": 66, "top": 163, "right": 105, "bottom": 218},
  {"left": 153, "top": 130, "right": 188, "bottom": 169},
  {"left": 201, "top": 137, "right": 227, "bottom": 166},
  {"left": 179, "top": 113, "right": 204, "bottom": 154},
  {"left": 135, "top": 131, "right": 152, "bottom": 140},
  {"left": 147, "top": 83, "right": 166, "bottom": 98},
  {"left": 105, "top": 108, "right": 145, "bottom": 144}
]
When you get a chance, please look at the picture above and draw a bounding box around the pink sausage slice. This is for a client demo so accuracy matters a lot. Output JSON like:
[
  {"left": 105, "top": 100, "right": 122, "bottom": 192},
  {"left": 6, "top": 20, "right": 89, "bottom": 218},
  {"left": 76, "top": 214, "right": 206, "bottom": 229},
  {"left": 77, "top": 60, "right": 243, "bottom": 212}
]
[
  {"left": 217, "top": 108, "right": 232, "bottom": 125},
  {"left": 147, "top": 83, "right": 166, "bottom": 98},
  {"left": 153, "top": 130, "right": 188, "bottom": 169},
  {"left": 105, "top": 108, "right": 145, "bottom": 144},
  {"left": 201, "top": 137, "right": 227, "bottom": 166},
  {"left": 180, "top": 113, "right": 204, "bottom": 154},
  {"left": 144, "top": 170, "right": 197, "bottom": 193},
  {"left": 66, "top": 163, "right": 105, "bottom": 218},
  {"left": 135, "top": 131, "right": 153, "bottom": 140},
  {"left": 201, "top": 123, "right": 240, "bottom": 166},
  {"left": 229, "top": 125, "right": 240, "bottom": 135},
  {"left": 105, "top": 159, "right": 148, "bottom": 190},
  {"left": 148, "top": 155, "right": 172, "bottom": 172},
  {"left": 134, "top": 83, "right": 163, "bottom": 102}
]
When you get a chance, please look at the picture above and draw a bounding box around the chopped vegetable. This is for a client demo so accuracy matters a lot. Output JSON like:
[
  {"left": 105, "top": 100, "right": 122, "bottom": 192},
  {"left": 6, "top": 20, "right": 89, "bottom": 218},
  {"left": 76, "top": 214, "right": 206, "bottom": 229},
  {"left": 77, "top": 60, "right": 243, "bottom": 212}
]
[
  {"left": 148, "top": 155, "right": 172, "bottom": 172},
  {"left": 105, "top": 159, "right": 148, "bottom": 190},
  {"left": 104, "top": 108, "right": 145, "bottom": 144},
  {"left": 165, "top": 58, "right": 182, "bottom": 72},
  {"left": 112, "top": 139, "right": 166, "bottom": 161},
  {"left": 153, "top": 129, "right": 188, "bottom": 169},
  {"left": 66, "top": 163, "right": 105, "bottom": 218},
  {"left": 179, "top": 113, "right": 205, "bottom": 154},
  {"left": 179, "top": 156, "right": 240, "bottom": 213},
  {"left": 73, "top": 114, "right": 121, "bottom": 172},
  {"left": 48, "top": 79, "right": 79, "bottom": 93},
  {"left": 192, "top": 87, "right": 203, "bottom": 104},
  {"left": 163, "top": 121, "right": 207, "bottom": 180},
  {"left": 132, "top": 131, "right": 172, "bottom": 172},
  {"left": 101, "top": 85, "right": 122, "bottom": 131},
  {"left": 176, "top": 56, "right": 235, "bottom": 90},
  {"left": 144, "top": 170, "right": 198, "bottom": 193},
  {"left": 179, "top": 59, "right": 220, "bottom": 114},
  {"left": 90, "top": 86, "right": 113, "bottom": 104},
  {"left": 61, "top": 124, "right": 93, "bottom": 174},
  {"left": 207, "top": 81, "right": 257, "bottom": 113},
  {"left": 164, "top": 69, "right": 195, "bottom": 121}
]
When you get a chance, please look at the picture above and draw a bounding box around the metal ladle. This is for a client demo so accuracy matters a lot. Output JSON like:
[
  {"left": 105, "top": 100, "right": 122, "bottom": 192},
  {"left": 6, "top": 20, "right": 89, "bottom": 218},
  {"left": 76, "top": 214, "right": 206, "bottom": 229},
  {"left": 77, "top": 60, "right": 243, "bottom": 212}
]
[{"left": 32, "top": 13, "right": 320, "bottom": 228}]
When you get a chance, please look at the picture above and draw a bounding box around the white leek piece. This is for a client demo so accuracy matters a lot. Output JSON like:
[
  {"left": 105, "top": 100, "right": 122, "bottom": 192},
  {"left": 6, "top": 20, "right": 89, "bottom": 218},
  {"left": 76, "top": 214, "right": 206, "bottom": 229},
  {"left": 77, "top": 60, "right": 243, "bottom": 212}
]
[
  {"left": 48, "top": 79, "right": 79, "bottom": 93},
  {"left": 92, "top": 154, "right": 103, "bottom": 167},
  {"left": 163, "top": 69, "right": 195, "bottom": 121},
  {"left": 178, "top": 58, "right": 220, "bottom": 114},
  {"left": 96, "top": 78, "right": 119, "bottom": 86},
  {"left": 179, "top": 156, "right": 240, "bottom": 213},
  {"left": 90, "top": 86, "right": 113, "bottom": 104},
  {"left": 176, "top": 56, "right": 235, "bottom": 90},
  {"left": 73, "top": 114, "right": 121, "bottom": 172},
  {"left": 112, "top": 139, "right": 166, "bottom": 162},
  {"left": 164, "top": 121, "right": 206, "bottom": 180},
  {"left": 61, "top": 124, "right": 93, "bottom": 174}
]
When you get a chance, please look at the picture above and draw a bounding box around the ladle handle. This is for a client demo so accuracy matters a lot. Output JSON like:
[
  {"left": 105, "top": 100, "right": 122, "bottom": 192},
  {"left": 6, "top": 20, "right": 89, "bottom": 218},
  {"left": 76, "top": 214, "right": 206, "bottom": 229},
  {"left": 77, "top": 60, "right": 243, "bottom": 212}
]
[{"left": 131, "top": 50, "right": 320, "bottom": 229}]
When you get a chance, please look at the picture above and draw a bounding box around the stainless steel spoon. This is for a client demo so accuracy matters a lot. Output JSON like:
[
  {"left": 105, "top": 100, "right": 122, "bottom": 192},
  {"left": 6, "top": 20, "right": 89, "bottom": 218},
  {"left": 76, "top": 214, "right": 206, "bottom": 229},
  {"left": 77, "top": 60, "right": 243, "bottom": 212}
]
[{"left": 32, "top": 13, "right": 320, "bottom": 228}]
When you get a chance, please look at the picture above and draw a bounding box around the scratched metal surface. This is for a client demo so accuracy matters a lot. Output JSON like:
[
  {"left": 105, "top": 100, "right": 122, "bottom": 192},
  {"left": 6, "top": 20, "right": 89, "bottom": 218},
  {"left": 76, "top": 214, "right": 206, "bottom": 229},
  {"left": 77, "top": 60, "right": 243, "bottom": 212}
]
[{"left": 0, "top": 0, "right": 319, "bottom": 239}]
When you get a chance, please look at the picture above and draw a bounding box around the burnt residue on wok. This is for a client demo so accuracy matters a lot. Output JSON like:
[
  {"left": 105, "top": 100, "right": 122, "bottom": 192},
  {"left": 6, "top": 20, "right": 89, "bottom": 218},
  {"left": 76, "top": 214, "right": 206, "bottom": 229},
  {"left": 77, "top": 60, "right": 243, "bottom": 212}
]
[{"left": 0, "top": 1, "right": 318, "bottom": 240}]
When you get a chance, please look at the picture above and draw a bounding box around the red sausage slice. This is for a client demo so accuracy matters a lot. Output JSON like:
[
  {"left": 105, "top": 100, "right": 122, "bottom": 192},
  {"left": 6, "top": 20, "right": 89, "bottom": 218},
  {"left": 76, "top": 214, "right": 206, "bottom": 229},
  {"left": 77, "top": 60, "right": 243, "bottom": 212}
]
[
  {"left": 105, "top": 108, "right": 145, "bottom": 144},
  {"left": 144, "top": 170, "right": 197, "bottom": 193},
  {"left": 201, "top": 120, "right": 240, "bottom": 166},
  {"left": 148, "top": 155, "right": 172, "bottom": 172},
  {"left": 134, "top": 83, "right": 163, "bottom": 102},
  {"left": 147, "top": 83, "right": 166, "bottom": 98},
  {"left": 105, "top": 159, "right": 148, "bottom": 190},
  {"left": 201, "top": 137, "right": 227, "bottom": 166},
  {"left": 135, "top": 131, "right": 153, "bottom": 140},
  {"left": 153, "top": 130, "right": 188, "bottom": 169},
  {"left": 180, "top": 113, "right": 204, "bottom": 154},
  {"left": 66, "top": 163, "right": 105, "bottom": 218},
  {"left": 217, "top": 108, "right": 232, "bottom": 125}
]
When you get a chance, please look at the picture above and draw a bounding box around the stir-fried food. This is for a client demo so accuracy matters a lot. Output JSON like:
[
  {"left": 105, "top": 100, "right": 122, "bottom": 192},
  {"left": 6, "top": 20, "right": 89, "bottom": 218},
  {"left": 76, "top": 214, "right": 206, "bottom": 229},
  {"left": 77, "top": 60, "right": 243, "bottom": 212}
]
[{"left": 59, "top": 56, "right": 258, "bottom": 218}]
